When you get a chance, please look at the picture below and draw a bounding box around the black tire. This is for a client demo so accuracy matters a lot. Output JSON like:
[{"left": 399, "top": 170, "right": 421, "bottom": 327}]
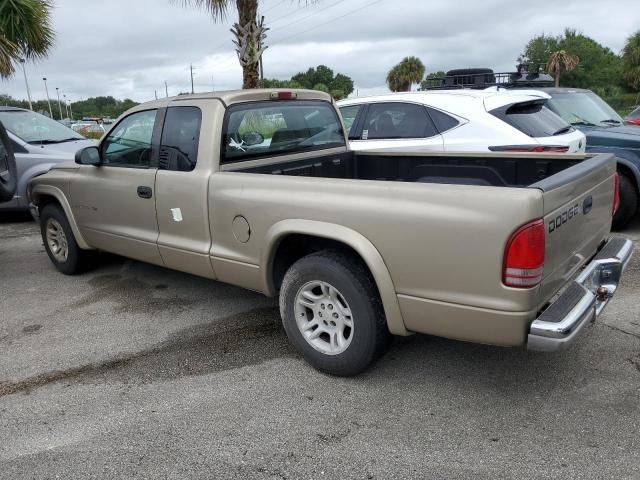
[
  {"left": 612, "top": 173, "right": 638, "bottom": 230},
  {"left": 40, "top": 204, "right": 93, "bottom": 275},
  {"left": 279, "top": 250, "right": 391, "bottom": 376}
]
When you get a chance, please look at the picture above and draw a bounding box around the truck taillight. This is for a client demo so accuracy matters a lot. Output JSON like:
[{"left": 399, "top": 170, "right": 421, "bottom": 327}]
[
  {"left": 503, "top": 219, "right": 545, "bottom": 288},
  {"left": 270, "top": 91, "right": 297, "bottom": 100},
  {"left": 613, "top": 173, "right": 620, "bottom": 216}
]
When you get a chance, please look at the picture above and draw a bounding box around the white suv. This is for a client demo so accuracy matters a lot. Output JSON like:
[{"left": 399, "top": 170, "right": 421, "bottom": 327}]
[{"left": 337, "top": 90, "right": 586, "bottom": 153}]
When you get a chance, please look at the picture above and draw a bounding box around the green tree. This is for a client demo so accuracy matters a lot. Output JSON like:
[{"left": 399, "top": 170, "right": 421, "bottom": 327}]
[
  {"left": 284, "top": 65, "right": 354, "bottom": 98},
  {"left": 547, "top": 50, "right": 579, "bottom": 87},
  {"left": 0, "top": 0, "right": 54, "bottom": 78},
  {"left": 519, "top": 29, "right": 622, "bottom": 90},
  {"left": 419, "top": 70, "right": 446, "bottom": 90},
  {"left": 622, "top": 30, "right": 640, "bottom": 92},
  {"left": 386, "top": 57, "right": 425, "bottom": 92}
]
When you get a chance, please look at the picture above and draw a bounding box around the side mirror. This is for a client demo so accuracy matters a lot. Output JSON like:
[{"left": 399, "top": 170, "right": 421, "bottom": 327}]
[
  {"left": 75, "top": 146, "right": 101, "bottom": 166},
  {"left": 241, "top": 131, "right": 265, "bottom": 146},
  {"left": 0, "top": 120, "right": 17, "bottom": 203}
]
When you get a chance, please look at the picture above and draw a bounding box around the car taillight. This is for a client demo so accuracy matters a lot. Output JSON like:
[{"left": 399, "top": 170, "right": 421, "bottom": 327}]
[
  {"left": 489, "top": 145, "right": 570, "bottom": 153},
  {"left": 613, "top": 172, "right": 620, "bottom": 216},
  {"left": 503, "top": 219, "right": 545, "bottom": 288}
]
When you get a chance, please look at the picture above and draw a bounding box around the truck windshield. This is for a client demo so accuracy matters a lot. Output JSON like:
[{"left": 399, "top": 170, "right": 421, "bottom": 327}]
[
  {"left": 0, "top": 110, "right": 83, "bottom": 144},
  {"left": 222, "top": 100, "right": 345, "bottom": 163},
  {"left": 546, "top": 91, "right": 624, "bottom": 127}
]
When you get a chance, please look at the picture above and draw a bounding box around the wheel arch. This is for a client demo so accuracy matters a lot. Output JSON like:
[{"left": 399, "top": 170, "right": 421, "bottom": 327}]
[
  {"left": 31, "top": 184, "right": 92, "bottom": 250},
  {"left": 262, "top": 219, "right": 409, "bottom": 336}
]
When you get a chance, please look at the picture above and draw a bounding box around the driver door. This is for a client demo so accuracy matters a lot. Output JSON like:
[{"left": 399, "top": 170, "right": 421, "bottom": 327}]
[{"left": 70, "top": 109, "right": 164, "bottom": 265}]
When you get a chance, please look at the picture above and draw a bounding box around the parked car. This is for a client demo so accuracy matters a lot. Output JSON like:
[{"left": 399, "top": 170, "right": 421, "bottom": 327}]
[
  {"left": 0, "top": 106, "right": 95, "bottom": 211},
  {"left": 337, "top": 90, "right": 586, "bottom": 154},
  {"left": 530, "top": 88, "right": 640, "bottom": 229},
  {"left": 29, "top": 89, "right": 631, "bottom": 375},
  {"left": 0, "top": 120, "right": 17, "bottom": 203},
  {"left": 423, "top": 68, "right": 640, "bottom": 229},
  {"left": 625, "top": 106, "right": 640, "bottom": 126}
]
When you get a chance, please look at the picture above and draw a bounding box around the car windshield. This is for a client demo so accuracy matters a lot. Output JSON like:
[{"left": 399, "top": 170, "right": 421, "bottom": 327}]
[
  {"left": 546, "top": 91, "right": 624, "bottom": 127},
  {"left": 0, "top": 110, "right": 84, "bottom": 143}
]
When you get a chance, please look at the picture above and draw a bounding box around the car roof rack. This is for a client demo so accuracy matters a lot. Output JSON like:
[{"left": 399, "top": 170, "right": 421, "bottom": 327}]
[{"left": 422, "top": 65, "right": 554, "bottom": 91}]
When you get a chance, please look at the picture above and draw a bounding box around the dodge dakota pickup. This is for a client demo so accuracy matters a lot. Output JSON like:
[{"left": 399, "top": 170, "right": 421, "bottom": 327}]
[{"left": 29, "top": 89, "right": 633, "bottom": 376}]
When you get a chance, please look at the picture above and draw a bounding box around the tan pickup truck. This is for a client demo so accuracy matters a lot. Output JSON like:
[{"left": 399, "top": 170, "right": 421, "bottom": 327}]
[{"left": 29, "top": 89, "right": 633, "bottom": 375}]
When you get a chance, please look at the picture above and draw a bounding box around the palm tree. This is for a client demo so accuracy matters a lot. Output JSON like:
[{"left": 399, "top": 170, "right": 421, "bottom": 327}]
[
  {"left": 177, "top": 0, "right": 270, "bottom": 89},
  {"left": 0, "top": 0, "right": 54, "bottom": 78},
  {"left": 386, "top": 57, "right": 425, "bottom": 92},
  {"left": 622, "top": 31, "right": 640, "bottom": 91},
  {"left": 547, "top": 50, "right": 579, "bottom": 88}
]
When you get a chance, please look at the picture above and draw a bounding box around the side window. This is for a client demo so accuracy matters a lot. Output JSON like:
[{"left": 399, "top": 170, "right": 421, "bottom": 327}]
[
  {"left": 361, "top": 102, "right": 437, "bottom": 139},
  {"left": 338, "top": 104, "right": 364, "bottom": 139},
  {"left": 427, "top": 107, "right": 460, "bottom": 133},
  {"left": 102, "top": 110, "right": 157, "bottom": 167},
  {"left": 159, "top": 107, "right": 202, "bottom": 172}
]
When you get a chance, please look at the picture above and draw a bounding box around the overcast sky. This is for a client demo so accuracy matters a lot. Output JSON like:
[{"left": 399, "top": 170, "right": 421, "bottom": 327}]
[{"left": 2, "top": 0, "right": 639, "bottom": 103}]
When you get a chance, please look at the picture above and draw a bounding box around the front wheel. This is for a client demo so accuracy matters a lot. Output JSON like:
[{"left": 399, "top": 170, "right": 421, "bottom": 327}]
[
  {"left": 612, "top": 173, "right": 638, "bottom": 230},
  {"left": 279, "top": 251, "right": 391, "bottom": 376},
  {"left": 40, "top": 204, "right": 94, "bottom": 275}
]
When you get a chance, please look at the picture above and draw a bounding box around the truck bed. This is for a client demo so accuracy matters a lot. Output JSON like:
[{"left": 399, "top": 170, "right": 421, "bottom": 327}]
[{"left": 234, "top": 150, "right": 584, "bottom": 187}]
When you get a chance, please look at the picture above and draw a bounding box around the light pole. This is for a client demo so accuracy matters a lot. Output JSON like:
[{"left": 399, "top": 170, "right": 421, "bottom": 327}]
[
  {"left": 68, "top": 97, "right": 74, "bottom": 120},
  {"left": 19, "top": 59, "right": 33, "bottom": 110},
  {"left": 55, "top": 87, "right": 63, "bottom": 120},
  {"left": 42, "top": 78, "right": 53, "bottom": 118},
  {"left": 63, "top": 94, "right": 70, "bottom": 118}
]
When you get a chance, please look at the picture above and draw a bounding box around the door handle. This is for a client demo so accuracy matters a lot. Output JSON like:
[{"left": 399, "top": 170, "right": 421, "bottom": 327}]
[{"left": 137, "top": 186, "right": 152, "bottom": 199}]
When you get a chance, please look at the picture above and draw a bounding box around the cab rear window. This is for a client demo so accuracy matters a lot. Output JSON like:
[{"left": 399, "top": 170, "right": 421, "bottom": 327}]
[
  {"left": 221, "top": 101, "right": 345, "bottom": 164},
  {"left": 490, "top": 101, "right": 573, "bottom": 138}
]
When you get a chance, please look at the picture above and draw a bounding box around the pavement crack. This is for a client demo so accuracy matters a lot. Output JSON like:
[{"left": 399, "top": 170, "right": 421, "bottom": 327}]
[
  {"left": 0, "top": 306, "right": 291, "bottom": 398},
  {"left": 600, "top": 323, "right": 640, "bottom": 341}
]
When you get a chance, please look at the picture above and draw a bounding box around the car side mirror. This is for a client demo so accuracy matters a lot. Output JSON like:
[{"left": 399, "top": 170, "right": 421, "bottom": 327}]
[
  {"left": 0, "top": 120, "right": 17, "bottom": 203},
  {"left": 75, "top": 146, "right": 101, "bottom": 166}
]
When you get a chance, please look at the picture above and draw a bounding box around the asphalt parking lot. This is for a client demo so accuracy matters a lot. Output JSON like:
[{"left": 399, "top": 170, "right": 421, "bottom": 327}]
[{"left": 1, "top": 212, "right": 639, "bottom": 479}]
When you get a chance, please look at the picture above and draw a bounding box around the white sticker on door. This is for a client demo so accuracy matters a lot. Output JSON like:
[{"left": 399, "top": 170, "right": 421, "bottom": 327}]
[{"left": 170, "top": 208, "right": 183, "bottom": 222}]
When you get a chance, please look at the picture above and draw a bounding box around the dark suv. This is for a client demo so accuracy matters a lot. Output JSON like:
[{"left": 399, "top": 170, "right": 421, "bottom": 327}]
[{"left": 540, "top": 88, "right": 639, "bottom": 228}]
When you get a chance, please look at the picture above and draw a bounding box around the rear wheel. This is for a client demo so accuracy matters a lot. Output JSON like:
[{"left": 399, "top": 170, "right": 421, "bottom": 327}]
[
  {"left": 40, "top": 204, "right": 93, "bottom": 274},
  {"left": 279, "top": 250, "right": 391, "bottom": 376},
  {"left": 612, "top": 173, "right": 638, "bottom": 230}
]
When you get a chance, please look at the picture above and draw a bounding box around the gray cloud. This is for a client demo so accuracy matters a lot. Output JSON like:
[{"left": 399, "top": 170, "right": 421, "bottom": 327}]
[{"left": 2, "top": 0, "right": 638, "bottom": 102}]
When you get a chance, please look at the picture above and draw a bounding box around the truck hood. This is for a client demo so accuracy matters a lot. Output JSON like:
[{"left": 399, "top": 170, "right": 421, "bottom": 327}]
[
  {"left": 583, "top": 124, "right": 640, "bottom": 149},
  {"left": 30, "top": 139, "right": 97, "bottom": 158}
]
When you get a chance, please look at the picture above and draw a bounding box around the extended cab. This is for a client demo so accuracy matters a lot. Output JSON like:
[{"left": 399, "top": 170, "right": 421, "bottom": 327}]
[{"left": 29, "top": 89, "right": 633, "bottom": 375}]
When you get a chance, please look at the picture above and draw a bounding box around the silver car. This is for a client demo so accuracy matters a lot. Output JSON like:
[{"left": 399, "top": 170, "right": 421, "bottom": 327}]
[{"left": 0, "top": 106, "right": 95, "bottom": 211}]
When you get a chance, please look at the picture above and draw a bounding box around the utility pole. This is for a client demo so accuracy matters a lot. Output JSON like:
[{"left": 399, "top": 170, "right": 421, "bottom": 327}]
[
  {"left": 42, "top": 77, "right": 53, "bottom": 118},
  {"left": 19, "top": 59, "right": 33, "bottom": 110},
  {"left": 55, "top": 87, "right": 63, "bottom": 119},
  {"left": 68, "top": 98, "right": 74, "bottom": 120},
  {"left": 164, "top": 81, "right": 168, "bottom": 98},
  {"left": 190, "top": 64, "right": 195, "bottom": 94},
  {"left": 259, "top": 16, "right": 266, "bottom": 84}
]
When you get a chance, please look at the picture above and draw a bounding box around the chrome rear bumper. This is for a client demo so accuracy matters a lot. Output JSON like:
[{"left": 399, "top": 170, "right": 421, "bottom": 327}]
[{"left": 527, "top": 236, "right": 633, "bottom": 352}]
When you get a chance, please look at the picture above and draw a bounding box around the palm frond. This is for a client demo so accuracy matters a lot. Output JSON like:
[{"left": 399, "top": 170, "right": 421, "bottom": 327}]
[
  {"left": 0, "top": 35, "right": 19, "bottom": 78},
  {"left": 173, "top": 0, "right": 230, "bottom": 20},
  {"left": 0, "top": 0, "right": 54, "bottom": 63}
]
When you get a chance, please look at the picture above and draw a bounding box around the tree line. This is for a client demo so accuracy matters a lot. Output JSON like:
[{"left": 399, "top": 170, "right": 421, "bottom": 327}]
[{"left": 0, "top": 94, "right": 139, "bottom": 120}]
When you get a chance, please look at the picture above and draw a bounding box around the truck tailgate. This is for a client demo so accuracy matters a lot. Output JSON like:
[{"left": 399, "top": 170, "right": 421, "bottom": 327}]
[{"left": 531, "top": 153, "right": 617, "bottom": 307}]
